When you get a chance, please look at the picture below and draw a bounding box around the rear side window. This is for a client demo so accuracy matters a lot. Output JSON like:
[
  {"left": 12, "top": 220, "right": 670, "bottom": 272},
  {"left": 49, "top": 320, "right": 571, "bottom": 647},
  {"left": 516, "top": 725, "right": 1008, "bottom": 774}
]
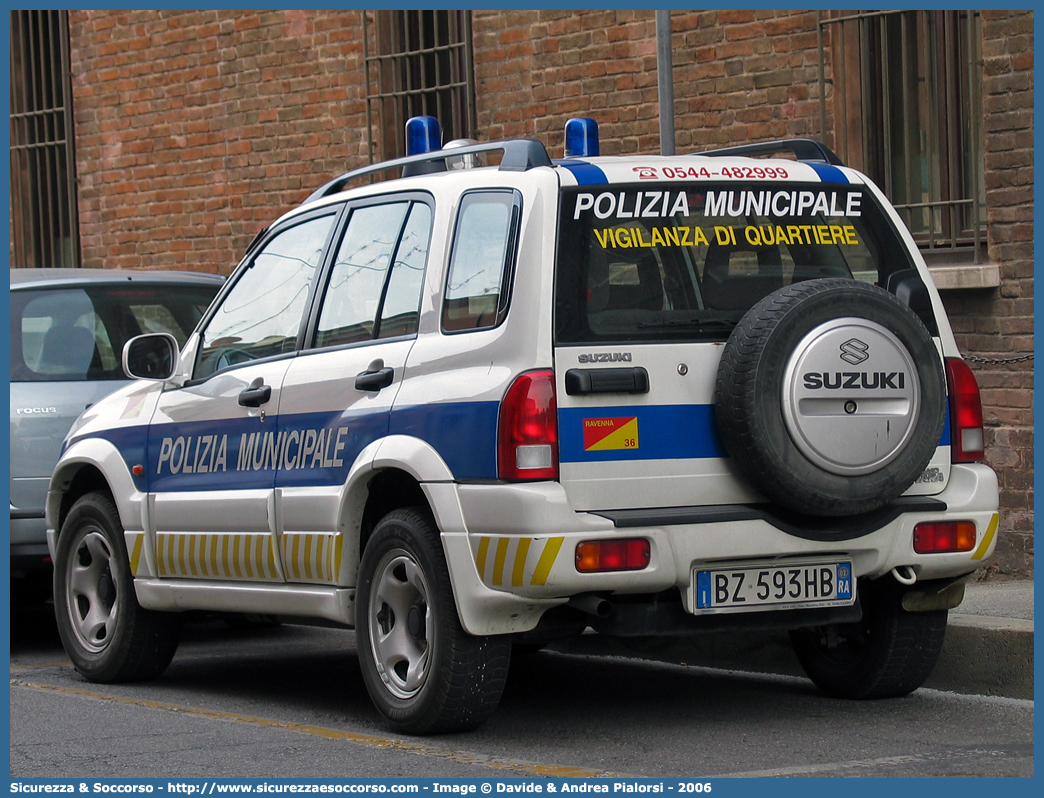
[
  {"left": 9, "top": 283, "right": 218, "bottom": 382},
  {"left": 555, "top": 183, "right": 914, "bottom": 344},
  {"left": 442, "top": 190, "right": 520, "bottom": 332},
  {"left": 314, "top": 199, "right": 431, "bottom": 348}
]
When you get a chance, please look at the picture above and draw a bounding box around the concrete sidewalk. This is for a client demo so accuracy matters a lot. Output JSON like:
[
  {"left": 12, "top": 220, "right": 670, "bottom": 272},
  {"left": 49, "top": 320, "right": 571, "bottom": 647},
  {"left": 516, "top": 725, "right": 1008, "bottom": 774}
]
[
  {"left": 928, "top": 577, "right": 1033, "bottom": 699},
  {"left": 548, "top": 577, "right": 1034, "bottom": 700}
]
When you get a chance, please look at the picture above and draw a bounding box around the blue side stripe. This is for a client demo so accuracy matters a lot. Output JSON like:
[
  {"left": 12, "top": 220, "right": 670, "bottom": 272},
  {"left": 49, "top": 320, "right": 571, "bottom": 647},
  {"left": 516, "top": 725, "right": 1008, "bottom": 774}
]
[
  {"left": 77, "top": 401, "right": 502, "bottom": 495},
  {"left": 74, "top": 399, "right": 952, "bottom": 493},
  {"left": 556, "top": 159, "right": 609, "bottom": 186},
  {"left": 808, "top": 162, "right": 849, "bottom": 184},
  {"left": 390, "top": 401, "right": 500, "bottom": 480}
]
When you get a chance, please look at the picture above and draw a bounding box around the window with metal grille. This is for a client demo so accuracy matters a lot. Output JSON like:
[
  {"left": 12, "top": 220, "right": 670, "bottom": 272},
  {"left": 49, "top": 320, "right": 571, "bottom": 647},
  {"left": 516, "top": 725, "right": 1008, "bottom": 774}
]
[
  {"left": 819, "top": 10, "right": 984, "bottom": 259},
  {"left": 363, "top": 10, "right": 475, "bottom": 164},
  {"left": 10, "top": 9, "right": 80, "bottom": 269}
]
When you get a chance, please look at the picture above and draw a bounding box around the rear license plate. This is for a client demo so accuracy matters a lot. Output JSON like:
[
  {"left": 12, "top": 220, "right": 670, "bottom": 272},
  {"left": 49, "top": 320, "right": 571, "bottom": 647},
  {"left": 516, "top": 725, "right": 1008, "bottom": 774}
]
[{"left": 692, "top": 560, "right": 855, "bottom": 614}]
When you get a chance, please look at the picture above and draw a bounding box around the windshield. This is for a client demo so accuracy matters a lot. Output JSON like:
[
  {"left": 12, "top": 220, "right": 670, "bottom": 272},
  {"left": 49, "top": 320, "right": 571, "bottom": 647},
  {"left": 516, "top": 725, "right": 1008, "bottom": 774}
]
[{"left": 555, "top": 182, "right": 913, "bottom": 344}]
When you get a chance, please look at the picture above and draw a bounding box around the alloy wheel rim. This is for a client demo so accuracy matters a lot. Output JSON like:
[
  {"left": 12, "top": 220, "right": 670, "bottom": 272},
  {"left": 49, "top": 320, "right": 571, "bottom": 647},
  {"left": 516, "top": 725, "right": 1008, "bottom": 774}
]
[
  {"left": 368, "top": 548, "right": 433, "bottom": 699},
  {"left": 66, "top": 528, "right": 119, "bottom": 653}
]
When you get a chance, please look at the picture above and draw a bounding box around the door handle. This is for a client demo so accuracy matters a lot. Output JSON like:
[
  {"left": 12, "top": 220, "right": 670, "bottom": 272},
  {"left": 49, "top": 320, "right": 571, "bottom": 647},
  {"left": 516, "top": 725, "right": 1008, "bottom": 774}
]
[
  {"left": 238, "top": 377, "right": 272, "bottom": 407},
  {"left": 355, "top": 365, "right": 395, "bottom": 392},
  {"left": 564, "top": 367, "right": 650, "bottom": 395}
]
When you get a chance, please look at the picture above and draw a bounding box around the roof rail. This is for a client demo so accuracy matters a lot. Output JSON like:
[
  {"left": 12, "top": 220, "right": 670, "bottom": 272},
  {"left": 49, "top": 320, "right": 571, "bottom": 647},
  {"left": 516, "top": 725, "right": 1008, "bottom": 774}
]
[
  {"left": 700, "top": 138, "right": 845, "bottom": 166},
  {"left": 303, "top": 138, "right": 553, "bottom": 205}
]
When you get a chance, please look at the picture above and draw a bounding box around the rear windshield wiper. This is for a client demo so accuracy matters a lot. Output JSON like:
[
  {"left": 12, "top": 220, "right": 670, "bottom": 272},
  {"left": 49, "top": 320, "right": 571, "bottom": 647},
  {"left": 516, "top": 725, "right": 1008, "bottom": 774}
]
[{"left": 636, "top": 317, "right": 738, "bottom": 331}]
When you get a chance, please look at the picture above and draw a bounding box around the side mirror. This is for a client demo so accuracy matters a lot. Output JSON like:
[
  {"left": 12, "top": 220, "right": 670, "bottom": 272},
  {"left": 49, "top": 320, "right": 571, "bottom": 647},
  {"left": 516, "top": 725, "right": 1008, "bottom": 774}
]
[{"left": 123, "top": 333, "right": 180, "bottom": 381}]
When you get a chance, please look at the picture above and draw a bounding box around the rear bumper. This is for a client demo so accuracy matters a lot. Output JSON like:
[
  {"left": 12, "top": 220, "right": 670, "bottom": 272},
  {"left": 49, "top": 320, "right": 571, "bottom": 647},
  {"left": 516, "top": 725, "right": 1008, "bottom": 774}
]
[{"left": 437, "top": 463, "right": 998, "bottom": 634}]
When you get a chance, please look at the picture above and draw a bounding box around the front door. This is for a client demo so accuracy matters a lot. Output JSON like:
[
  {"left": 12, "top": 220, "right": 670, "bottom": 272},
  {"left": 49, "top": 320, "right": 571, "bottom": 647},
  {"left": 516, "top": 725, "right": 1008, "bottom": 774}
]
[{"left": 147, "top": 209, "right": 341, "bottom": 582}]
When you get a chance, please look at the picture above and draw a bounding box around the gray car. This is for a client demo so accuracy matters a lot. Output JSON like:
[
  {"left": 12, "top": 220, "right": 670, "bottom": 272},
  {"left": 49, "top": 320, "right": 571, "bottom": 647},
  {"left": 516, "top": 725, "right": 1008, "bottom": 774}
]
[{"left": 9, "top": 268, "right": 223, "bottom": 595}]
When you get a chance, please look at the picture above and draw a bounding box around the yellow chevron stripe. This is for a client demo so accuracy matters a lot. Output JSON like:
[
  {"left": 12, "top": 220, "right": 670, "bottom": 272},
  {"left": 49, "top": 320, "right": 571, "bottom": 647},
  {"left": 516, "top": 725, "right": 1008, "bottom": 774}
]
[
  {"left": 531, "top": 537, "right": 564, "bottom": 586},
  {"left": 972, "top": 513, "right": 1000, "bottom": 560},
  {"left": 154, "top": 533, "right": 280, "bottom": 580},
  {"left": 475, "top": 536, "right": 490, "bottom": 575},
  {"left": 129, "top": 533, "right": 144, "bottom": 576},
  {"left": 492, "top": 537, "right": 510, "bottom": 586},
  {"left": 209, "top": 534, "right": 219, "bottom": 577},
  {"left": 512, "top": 538, "right": 532, "bottom": 587},
  {"left": 279, "top": 533, "right": 343, "bottom": 584},
  {"left": 473, "top": 536, "right": 566, "bottom": 588}
]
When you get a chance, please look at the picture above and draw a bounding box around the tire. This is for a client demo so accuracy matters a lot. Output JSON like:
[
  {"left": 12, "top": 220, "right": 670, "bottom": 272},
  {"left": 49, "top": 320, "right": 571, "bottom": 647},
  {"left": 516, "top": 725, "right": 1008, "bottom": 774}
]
[
  {"left": 789, "top": 577, "right": 947, "bottom": 699},
  {"left": 357, "top": 507, "right": 511, "bottom": 734},
  {"left": 715, "top": 278, "right": 945, "bottom": 516},
  {"left": 53, "top": 492, "right": 181, "bottom": 682}
]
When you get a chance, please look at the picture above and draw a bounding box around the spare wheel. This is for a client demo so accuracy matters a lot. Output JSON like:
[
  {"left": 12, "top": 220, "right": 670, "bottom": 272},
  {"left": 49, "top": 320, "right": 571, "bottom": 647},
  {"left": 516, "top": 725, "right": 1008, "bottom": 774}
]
[{"left": 714, "top": 278, "right": 945, "bottom": 517}]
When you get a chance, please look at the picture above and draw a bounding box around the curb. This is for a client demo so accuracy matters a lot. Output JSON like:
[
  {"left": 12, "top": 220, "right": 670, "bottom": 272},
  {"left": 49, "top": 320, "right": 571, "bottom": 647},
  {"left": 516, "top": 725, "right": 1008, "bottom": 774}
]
[
  {"left": 547, "top": 614, "right": 1034, "bottom": 700},
  {"left": 927, "top": 613, "right": 1034, "bottom": 700}
]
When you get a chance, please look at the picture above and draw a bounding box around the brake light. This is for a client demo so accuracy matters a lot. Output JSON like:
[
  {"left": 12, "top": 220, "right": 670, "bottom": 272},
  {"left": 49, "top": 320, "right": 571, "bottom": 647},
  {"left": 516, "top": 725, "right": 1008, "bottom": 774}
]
[
  {"left": 945, "top": 358, "right": 985, "bottom": 462},
  {"left": 913, "top": 521, "right": 977, "bottom": 553},
  {"left": 576, "top": 539, "right": 651, "bottom": 572},
  {"left": 498, "top": 370, "right": 558, "bottom": 481}
]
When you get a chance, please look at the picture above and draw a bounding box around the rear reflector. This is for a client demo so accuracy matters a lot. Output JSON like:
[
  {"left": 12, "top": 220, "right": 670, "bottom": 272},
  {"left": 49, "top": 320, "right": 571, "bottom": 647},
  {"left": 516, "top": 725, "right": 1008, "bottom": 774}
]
[
  {"left": 576, "top": 539, "right": 651, "bottom": 572},
  {"left": 913, "top": 521, "right": 977, "bottom": 554},
  {"left": 945, "top": 358, "right": 985, "bottom": 463}
]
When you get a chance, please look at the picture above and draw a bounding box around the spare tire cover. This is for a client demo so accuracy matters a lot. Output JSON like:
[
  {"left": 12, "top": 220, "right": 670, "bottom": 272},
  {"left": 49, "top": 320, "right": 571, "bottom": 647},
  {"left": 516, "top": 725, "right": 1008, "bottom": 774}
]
[{"left": 715, "top": 278, "right": 945, "bottom": 517}]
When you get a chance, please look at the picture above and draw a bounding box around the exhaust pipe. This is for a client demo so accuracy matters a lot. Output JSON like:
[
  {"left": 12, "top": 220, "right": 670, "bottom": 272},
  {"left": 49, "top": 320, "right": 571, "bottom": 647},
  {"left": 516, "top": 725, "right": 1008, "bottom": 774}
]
[{"left": 567, "top": 594, "right": 612, "bottom": 618}]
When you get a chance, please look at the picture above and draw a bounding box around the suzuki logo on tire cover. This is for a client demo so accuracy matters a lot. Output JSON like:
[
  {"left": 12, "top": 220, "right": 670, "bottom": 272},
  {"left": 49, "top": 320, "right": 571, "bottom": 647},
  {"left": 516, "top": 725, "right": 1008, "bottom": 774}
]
[
  {"left": 782, "top": 318, "right": 920, "bottom": 477},
  {"left": 839, "top": 338, "right": 869, "bottom": 365}
]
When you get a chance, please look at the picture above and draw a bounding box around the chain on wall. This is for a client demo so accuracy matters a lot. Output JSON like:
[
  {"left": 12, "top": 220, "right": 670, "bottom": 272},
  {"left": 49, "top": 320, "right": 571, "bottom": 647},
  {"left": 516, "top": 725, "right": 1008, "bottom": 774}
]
[{"left": 962, "top": 353, "right": 1034, "bottom": 365}]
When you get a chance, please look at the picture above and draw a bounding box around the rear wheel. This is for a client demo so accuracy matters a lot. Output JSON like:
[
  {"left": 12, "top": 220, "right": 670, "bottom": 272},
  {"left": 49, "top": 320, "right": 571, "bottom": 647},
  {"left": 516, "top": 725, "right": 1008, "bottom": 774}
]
[
  {"left": 789, "top": 577, "right": 947, "bottom": 699},
  {"left": 357, "top": 507, "right": 511, "bottom": 734},
  {"left": 53, "top": 492, "right": 180, "bottom": 682}
]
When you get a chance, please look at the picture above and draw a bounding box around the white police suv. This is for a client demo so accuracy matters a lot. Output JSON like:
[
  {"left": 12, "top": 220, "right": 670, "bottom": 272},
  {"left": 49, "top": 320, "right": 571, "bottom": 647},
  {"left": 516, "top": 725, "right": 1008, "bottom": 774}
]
[{"left": 47, "top": 117, "right": 998, "bottom": 734}]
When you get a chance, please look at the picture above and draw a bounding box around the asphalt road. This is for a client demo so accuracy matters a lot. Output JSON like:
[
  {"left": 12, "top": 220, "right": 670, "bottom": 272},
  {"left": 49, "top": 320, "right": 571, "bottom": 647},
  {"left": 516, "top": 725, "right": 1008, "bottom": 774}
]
[{"left": 9, "top": 602, "right": 1034, "bottom": 779}]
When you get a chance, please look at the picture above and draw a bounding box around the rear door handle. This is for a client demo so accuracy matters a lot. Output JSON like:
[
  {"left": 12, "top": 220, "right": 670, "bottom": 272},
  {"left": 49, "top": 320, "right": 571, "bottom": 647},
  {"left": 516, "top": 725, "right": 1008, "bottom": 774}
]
[{"left": 355, "top": 359, "right": 394, "bottom": 392}]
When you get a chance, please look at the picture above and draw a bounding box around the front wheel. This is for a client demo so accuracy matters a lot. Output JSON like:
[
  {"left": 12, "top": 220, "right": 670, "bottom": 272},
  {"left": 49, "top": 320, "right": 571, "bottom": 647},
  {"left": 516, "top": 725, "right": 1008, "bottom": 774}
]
[
  {"left": 53, "top": 492, "right": 181, "bottom": 682},
  {"left": 789, "top": 577, "right": 947, "bottom": 699},
  {"left": 357, "top": 507, "right": 510, "bottom": 734}
]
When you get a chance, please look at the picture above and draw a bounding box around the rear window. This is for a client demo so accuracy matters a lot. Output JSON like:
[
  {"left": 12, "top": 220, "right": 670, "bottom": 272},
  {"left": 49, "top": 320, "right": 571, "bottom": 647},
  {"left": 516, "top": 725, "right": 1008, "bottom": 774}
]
[
  {"left": 555, "top": 182, "right": 914, "bottom": 344},
  {"left": 10, "top": 283, "right": 219, "bottom": 382}
]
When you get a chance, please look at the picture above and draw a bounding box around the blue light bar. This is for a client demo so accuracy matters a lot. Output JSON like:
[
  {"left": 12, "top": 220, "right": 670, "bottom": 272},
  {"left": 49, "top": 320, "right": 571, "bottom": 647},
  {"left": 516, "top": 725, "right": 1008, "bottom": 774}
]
[
  {"left": 405, "top": 116, "right": 442, "bottom": 156},
  {"left": 564, "top": 117, "right": 599, "bottom": 158}
]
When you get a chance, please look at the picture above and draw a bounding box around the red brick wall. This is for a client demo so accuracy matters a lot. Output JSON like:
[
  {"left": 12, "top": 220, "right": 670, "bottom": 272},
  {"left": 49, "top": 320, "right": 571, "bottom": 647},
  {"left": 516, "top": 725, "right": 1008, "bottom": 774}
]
[
  {"left": 472, "top": 10, "right": 659, "bottom": 154},
  {"left": 69, "top": 10, "right": 369, "bottom": 275},
  {"left": 940, "top": 10, "right": 1034, "bottom": 574},
  {"left": 471, "top": 10, "right": 824, "bottom": 157}
]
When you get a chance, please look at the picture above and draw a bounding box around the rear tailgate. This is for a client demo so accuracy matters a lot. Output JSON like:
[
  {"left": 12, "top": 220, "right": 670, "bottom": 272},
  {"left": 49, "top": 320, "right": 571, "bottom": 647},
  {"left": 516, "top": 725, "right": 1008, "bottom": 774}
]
[{"left": 552, "top": 169, "right": 950, "bottom": 514}]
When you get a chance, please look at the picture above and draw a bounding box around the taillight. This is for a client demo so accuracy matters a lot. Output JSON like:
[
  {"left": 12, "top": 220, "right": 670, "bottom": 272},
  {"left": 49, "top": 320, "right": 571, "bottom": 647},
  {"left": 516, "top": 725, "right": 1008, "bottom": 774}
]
[
  {"left": 913, "top": 521, "right": 977, "bottom": 553},
  {"left": 498, "top": 370, "right": 558, "bottom": 481},
  {"left": 945, "top": 358, "right": 985, "bottom": 462},
  {"left": 576, "top": 539, "right": 651, "bottom": 572}
]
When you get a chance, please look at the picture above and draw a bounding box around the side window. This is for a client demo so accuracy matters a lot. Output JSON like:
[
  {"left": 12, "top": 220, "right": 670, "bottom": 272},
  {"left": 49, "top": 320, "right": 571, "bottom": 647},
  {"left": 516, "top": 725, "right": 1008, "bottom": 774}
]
[
  {"left": 315, "top": 203, "right": 409, "bottom": 348},
  {"left": 442, "top": 191, "right": 519, "bottom": 332},
  {"left": 196, "top": 213, "right": 335, "bottom": 380},
  {"left": 15, "top": 290, "right": 97, "bottom": 379},
  {"left": 379, "top": 203, "right": 431, "bottom": 338},
  {"left": 314, "top": 199, "right": 432, "bottom": 348},
  {"left": 10, "top": 284, "right": 217, "bottom": 382}
]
